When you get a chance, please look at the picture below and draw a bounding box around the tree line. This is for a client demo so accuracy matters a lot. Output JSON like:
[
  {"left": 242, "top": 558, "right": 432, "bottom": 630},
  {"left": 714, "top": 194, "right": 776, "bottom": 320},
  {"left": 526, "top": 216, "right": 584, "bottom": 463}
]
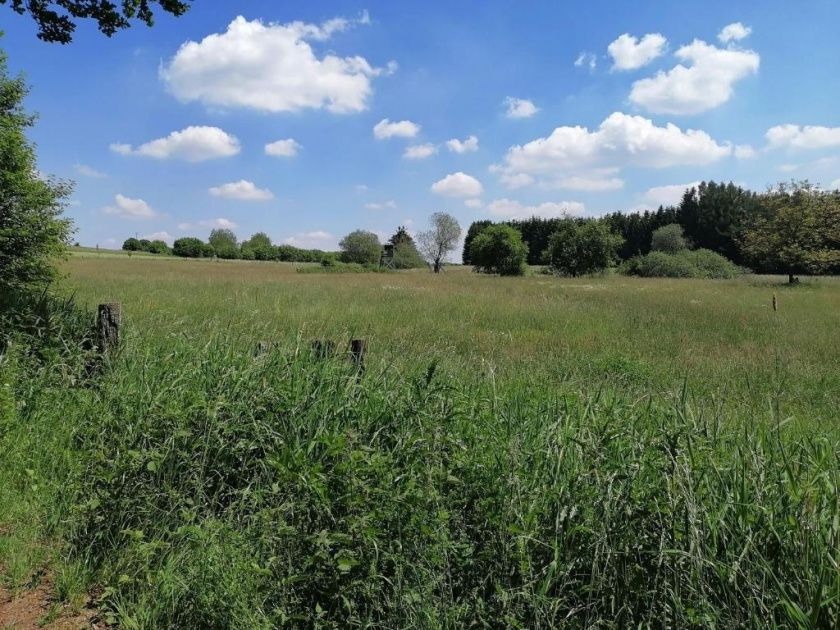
[
  {"left": 464, "top": 181, "right": 840, "bottom": 281},
  {"left": 122, "top": 213, "right": 464, "bottom": 272}
]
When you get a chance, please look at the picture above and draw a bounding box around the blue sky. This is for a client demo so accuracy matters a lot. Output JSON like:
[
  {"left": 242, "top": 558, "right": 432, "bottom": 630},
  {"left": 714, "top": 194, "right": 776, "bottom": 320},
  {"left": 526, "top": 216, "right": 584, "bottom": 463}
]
[{"left": 4, "top": 0, "right": 840, "bottom": 251}]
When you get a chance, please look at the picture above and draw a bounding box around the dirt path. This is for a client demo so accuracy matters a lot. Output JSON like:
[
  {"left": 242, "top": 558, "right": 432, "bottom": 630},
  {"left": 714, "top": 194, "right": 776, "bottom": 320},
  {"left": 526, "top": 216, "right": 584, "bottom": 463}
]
[{"left": 0, "top": 577, "right": 100, "bottom": 629}]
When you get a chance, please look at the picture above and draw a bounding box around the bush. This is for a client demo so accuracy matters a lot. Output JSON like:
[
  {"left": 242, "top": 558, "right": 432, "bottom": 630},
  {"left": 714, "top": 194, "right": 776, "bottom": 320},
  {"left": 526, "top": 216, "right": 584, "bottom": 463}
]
[
  {"left": 544, "top": 220, "right": 622, "bottom": 276},
  {"left": 621, "top": 249, "right": 741, "bottom": 279},
  {"left": 650, "top": 224, "right": 688, "bottom": 253},
  {"left": 339, "top": 230, "right": 381, "bottom": 265},
  {"left": 173, "top": 237, "right": 213, "bottom": 258},
  {"left": 469, "top": 224, "right": 529, "bottom": 276}
]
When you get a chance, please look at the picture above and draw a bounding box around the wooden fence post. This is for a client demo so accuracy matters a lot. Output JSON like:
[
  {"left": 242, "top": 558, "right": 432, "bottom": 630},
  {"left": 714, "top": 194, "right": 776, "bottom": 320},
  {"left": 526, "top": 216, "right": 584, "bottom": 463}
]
[
  {"left": 349, "top": 339, "right": 367, "bottom": 374},
  {"left": 311, "top": 339, "right": 336, "bottom": 359},
  {"left": 772, "top": 292, "right": 778, "bottom": 312},
  {"left": 97, "top": 303, "right": 121, "bottom": 354}
]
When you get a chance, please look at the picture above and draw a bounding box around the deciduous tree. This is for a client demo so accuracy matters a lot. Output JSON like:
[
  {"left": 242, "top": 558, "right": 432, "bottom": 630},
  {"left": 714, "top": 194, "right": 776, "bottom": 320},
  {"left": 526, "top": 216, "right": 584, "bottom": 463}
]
[{"left": 417, "top": 212, "right": 461, "bottom": 273}]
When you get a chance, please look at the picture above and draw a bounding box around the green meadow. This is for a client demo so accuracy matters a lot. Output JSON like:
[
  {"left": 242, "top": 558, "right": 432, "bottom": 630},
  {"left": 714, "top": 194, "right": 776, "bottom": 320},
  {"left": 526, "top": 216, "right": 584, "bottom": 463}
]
[{"left": 1, "top": 252, "right": 838, "bottom": 627}]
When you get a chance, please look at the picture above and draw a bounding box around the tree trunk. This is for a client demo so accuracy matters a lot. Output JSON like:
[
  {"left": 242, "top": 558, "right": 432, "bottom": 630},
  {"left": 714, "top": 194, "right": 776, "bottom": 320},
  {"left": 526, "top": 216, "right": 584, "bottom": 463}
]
[
  {"left": 788, "top": 272, "right": 799, "bottom": 284},
  {"left": 433, "top": 259, "right": 441, "bottom": 273}
]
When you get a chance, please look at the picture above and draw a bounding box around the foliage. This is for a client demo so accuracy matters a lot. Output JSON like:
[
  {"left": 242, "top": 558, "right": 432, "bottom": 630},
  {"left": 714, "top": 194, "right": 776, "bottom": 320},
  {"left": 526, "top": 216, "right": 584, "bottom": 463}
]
[
  {"left": 742, "top": 181, "right": 840, "bottom": 282},
  {"left": 241, "top": 232, "right": 274, "bottom": 261},
  {"left": 599, "top": 206, "right": 681, "bottom": 260},
  {"left": 388, "top": 226, "right": 425, "bottom": 269},
  {"left": 679, "top": 181, "right": 760, "bottom": 265},
  {"left": 2, "top": 0, "right": 191, "bottom": 43},
  {"left": 209, "top": 228, "right": 239, "bottom": 260},
  {"left": 544, "top": 220, "right": 622, "bottom": 276},
  {"left": 417, "top": 212, "right": 461, "bottom": 273},
  {"left": 461, "top": 219, "right": 492, "bottom": 265},
  {"left": 650, "top": 223, "right": 688, "bottom": 253},
  {"left": 621, "top": 249, "right": 742, "bottom": 279},
  {"left": 469, "top": 224, "right": 528, "bottom": 276},
  {"left": 0, "top": 45, "right": 73, "bottom": 295},
  {"left": 339, "top": 230, "right": 382, "bottom": 265},
  {"left": 173, "top": 237, "right": 213, "bottom": 258},
  {"left": 122, "top": 237, "right": 169, "bottom": 255}
]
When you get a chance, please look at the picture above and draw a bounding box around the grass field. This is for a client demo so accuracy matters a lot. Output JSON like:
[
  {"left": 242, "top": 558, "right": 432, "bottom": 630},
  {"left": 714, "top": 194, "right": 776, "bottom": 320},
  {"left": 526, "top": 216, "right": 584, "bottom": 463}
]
[{"left": 2, "top": 253, "right": 839, "bottom": 627}]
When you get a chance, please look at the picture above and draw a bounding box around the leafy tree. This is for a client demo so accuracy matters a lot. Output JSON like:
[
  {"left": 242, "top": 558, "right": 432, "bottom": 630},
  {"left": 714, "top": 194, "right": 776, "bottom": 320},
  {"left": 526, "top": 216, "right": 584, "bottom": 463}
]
[
  {"left": 3, "top": 0, "right": 191, "bottom": 44},
  {"left": 601, "top": 206, "right": 681, "bottom": 260},
  {"left": 208, "top": 228, "right": 239, "bottom": 259},
  {"left": 242, "top": 232, "right": 273, "bottom": 260},
  {"left": 388, "top": 226, "right": 425, "bottom": 269},
  {"left": 339, "top": 230, "right": 381, "bottom": 265},
  {"left": 417, "top": 212, "right": 461, "bottom": 273},
  {"left": 741, "top": 181, "right": 840, "bottom": 283},
  {"left": 173, "top": 237, "right": 211, "bottom": 258},
  {"left": 462, "top": 220, "right": 492, "bottom": 265},
  {"left": 0, "top": 44, "right": 73, "bottom": 295},
  {"left": 469, "top": 224, "right": 529, "bottom": 276},
  {"left": 122, "top": 237, "right": 142, "bottom": 251},
  {"left": 678, "top": 181, "right": 760, "bottom": 264},
  {"left": 544, "top": 220, "right": 623, "bottom": 277},
  {"left": 146, "top": 239, "right": 170, "bottom": 254},
  {"left": 650, "top": 224, "right": 688, "bottom": 253}
]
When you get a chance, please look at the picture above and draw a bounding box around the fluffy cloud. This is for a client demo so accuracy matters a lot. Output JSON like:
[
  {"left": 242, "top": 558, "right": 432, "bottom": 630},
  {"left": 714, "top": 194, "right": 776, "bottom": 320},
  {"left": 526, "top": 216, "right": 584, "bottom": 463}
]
[
  {"left": 734, "top": 144, "right": 757, "bottom": 159},
  {"left": 110, "top": 126, "right": 240, "bottom": 162},
  {"left": 431, "top": 172, "right": 483, "bottom": 197},
  {"left": 608, "top": 33, "right": 667, "bottom": 71},
  {"left": 284, "top": 230, "right": 337, "bottom": 249},
  {"left": 403, "top": 143, "right": 437, "bottom": 159},
  {"left": 74, "top": 163, "right": 106, "bottom": 178},
  {"left": 574, "top": 52, "right": 597, "bottom": 71},
  {"left": 161, "top": 15, "right": 391, "bottom": 113},
  {"left": 496, "top": 112, "right": 731, "bottom": 189},
  {"left": 364, "top": 200, "right": 397, "bottom": 210},
  {"left": 446, "top": 135, "right": 479, "bottom": 153},
  {"left": 464, "top": 198, "right": 483, "bottom": 208},
  {"left": 718, "top": 22, "right": 752, "bottom": 43},
  {"left": 265, "top": 139, "right": 301, "bottom": 157},
  {"left": 373, "top": 118, "right": 421, "bottom": 139},
  {"left": 629, "top": 40, "right": 759, "bottom": 115},
  {"left": 504, "top": 97, "right": 539, "bottom": 119},
  {"left": 642, "top": 182, "right": 701, "bottom": 207},
  {"left": 102, "top": 194, "right": 158, "bottom": 219},
  {"left": 209, "top": 180, "right": 274, "bottom": 201},
  {"left": 486, "top": 198, "right": 585, "bottom": 220},
  {"left": 765, "top": 124, "right": 840, "bottom": 150}
]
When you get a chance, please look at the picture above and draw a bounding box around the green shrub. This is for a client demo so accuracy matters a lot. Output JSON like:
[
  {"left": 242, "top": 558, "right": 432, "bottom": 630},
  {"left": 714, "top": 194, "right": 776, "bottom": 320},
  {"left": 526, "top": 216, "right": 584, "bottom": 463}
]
[
  {"left": 543, "top": 220, "right": 623, "bottom": 276},
  {"left": 339, "top": 230, "right": 381, "bottom": 265},
  {"left": 622, "top": 249, "right": 741, "bottom": 279},
  {"left": 469, "top": 224, "right": 529, "bottom": 276}
]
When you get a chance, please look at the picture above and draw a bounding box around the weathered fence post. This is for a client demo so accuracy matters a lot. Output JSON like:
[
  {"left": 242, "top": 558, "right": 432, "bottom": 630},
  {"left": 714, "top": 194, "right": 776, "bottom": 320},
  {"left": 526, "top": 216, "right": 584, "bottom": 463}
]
[
  {"left": 349, "top": 339, "right": 367, "bottom": 374},
  {"left": 772, "top": 293, "right": 778, "bottom": 312},
  {"left": 97, "top": 303, "right": 121, "bottom": 354}
]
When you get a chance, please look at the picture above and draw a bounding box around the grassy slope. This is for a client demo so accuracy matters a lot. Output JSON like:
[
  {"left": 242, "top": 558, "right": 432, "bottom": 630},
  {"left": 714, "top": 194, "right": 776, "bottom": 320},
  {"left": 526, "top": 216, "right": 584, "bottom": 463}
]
[{"left": 1, "top": 257, "right": 837, "bottom": 627}]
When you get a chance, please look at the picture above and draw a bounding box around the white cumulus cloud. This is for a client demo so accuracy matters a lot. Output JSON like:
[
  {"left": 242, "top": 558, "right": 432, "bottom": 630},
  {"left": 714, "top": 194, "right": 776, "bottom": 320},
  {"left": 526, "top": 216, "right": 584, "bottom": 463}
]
[
  {"left": 496, "top": 112, "right": 731, "bottom": 189},
  {"left": 718, "top": 22, "right": 752, "bottom": 43},
  {"left": 765, "top": 124, "right": 840, "bottom": 150},
  {"left": 209, "top": 180, "right": 274, "bottom": 201},
  {"left": 373, "top": 118, "right": 421, "bottom": 139},
  {"left": 403, "top": 143, "right": 438, "bottom": 159},
  {"left": 446, "top": 135, "right": 479, "bottom": 153},
  {"left": 431, "top": 172, "right": 483, "bottom": 198},
  {"left": 608, "top": 33, "right": 667, "bottom": 71},
  {"left": 487, "top": 198, "right": 586, "bottom": 220},
  {"left": 142, "top": 231, "right": 174, "bottom": 244},
  {"left": 734, "top": 144, "right": 757, "bottom": 159},
  {"left": 642, "top": 182, "right": 701, "bottom": 207},
  {"left": 110, "top": 126, "right": 240, "bottom": 162},
  {"left": 102, "top": 194, "right": 158, "bottom": 219},
  {"left": 629, "top": 39, "right": 759, "bottom": 115},
  {"left": 504, "top": 97, "right": 539, "bottom": 119},
  {"left": 161, "top": 15, "right": 391, "bottom": 114},
  {"left": 265, "top": 138, "right": 301, "bottom": 157}
]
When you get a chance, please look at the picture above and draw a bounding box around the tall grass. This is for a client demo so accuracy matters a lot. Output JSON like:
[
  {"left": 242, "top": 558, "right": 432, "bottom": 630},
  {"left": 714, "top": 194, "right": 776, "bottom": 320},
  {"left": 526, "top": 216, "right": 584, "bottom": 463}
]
[{"left": 1, "top": 258, "right": 838, "bottom": 627}]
